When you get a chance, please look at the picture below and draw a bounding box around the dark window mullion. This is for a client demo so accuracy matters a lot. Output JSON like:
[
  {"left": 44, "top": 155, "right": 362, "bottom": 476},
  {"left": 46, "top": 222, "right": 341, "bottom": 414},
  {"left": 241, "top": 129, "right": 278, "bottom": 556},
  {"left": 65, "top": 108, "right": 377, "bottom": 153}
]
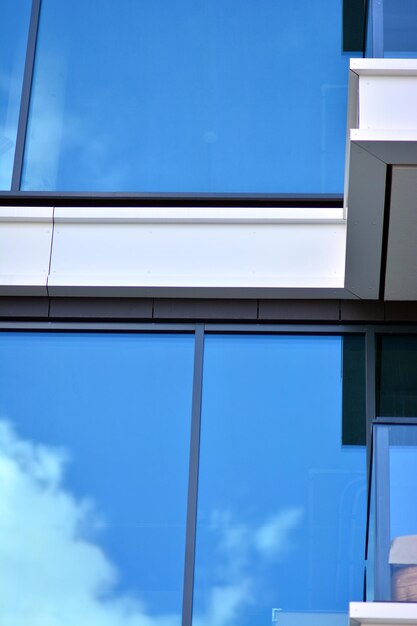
[
  {"left": 11, "top": 0, "right": 42, "bottom": 191},
  {"left": 182, "top": 324, "right": 205, "bottom": 626}
]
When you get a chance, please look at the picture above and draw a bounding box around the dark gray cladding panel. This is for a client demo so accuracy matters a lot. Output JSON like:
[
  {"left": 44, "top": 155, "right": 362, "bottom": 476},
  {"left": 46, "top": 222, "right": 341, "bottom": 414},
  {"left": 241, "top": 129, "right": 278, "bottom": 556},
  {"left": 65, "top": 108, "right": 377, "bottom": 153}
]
[
  {"left": 153, "top": 299, "right": 258, "bottom": 320},
  {"left": 345, "top": 142, "right": 387, "bottom": 299},
  {"left": 0, "top": 297, "right": 49, "bottom": 318},
  {"left": 49, "top": 297, "right": 153, "bottom": 319},
  {"left": 258, "top": 299, "right": 340, "bottom": 321},
  {"left": 340, "top": 300, "right": 385, "bottom": 321},
  {"left": 385, "top": 166, "right": 417, "bottom": 300}
]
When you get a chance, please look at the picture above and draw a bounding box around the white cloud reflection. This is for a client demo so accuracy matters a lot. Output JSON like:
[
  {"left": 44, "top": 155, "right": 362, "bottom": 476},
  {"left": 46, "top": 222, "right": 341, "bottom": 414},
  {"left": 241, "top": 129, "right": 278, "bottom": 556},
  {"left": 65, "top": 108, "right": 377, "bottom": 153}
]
[
  {"left": 0, "top": 421, "right": 303, "bottom": 626},
  {"left": 254, "top": 509, "right": 303, "bottom": 559}
]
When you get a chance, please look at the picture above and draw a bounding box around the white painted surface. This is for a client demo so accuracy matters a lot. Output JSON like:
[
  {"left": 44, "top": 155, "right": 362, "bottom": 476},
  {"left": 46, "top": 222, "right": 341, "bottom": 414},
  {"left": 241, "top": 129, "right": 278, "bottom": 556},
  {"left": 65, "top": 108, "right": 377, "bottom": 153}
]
[
  {"left": 350, "top": 58, "right": 417, "bottom": 76},
  {"left": 359, "top": 76, "right": 417, "bottom": 130},
  {"left": 276, "top": 611, "right": 346, "bottom": 626},
  {"left": 0, "top": 207, "right": 53, "bottom": 295},
  {"left": 54, "top": 206, "right": 343, "bottom": 224},
  {"left": 47, "top": 207, "right": 347, "bottom": 297},
  {"left": 350, "top": 601, "right": 417, "bottom": 625}
]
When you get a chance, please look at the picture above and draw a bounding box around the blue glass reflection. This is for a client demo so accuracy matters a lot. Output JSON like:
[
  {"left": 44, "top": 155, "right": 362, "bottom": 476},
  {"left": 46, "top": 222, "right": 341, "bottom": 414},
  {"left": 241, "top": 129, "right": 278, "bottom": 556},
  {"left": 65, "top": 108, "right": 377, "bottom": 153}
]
[
  {"left": 369, "top": 425, "right": 417, "bottom": 603},
  {"left": 384, "top": 0, "right": 417, "bottom": 58},
  {"left": 23, "top": 0, "right": 353, "bottom": 193},
  {"left": 0, "top": 332, "right": 193, "bottom": 624},
  {"left": 194, "top": 335, "right": 366, "bottom": 626},
  {"left": 0, "top": 1, "right": 31, "bottom": 189}
]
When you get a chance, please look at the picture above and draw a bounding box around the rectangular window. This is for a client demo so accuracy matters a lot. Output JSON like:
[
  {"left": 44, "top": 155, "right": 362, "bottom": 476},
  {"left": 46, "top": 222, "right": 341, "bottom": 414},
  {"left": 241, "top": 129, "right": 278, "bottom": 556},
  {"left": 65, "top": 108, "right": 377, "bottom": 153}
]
[
  {"left": 194, "top": 334, "right": 366, "bottom": 626},
  {"left": 22, "top": 0, "right": 354, "bottom": 193},
  {"left": 0, "top": 332, "right": 194, "bottom": 624}
]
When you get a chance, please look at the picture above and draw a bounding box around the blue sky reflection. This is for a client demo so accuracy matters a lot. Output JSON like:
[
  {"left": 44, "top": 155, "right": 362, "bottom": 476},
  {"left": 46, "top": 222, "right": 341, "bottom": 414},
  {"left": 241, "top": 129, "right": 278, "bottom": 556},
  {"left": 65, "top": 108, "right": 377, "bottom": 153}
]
[
  {"left": 0, "top": 332, "right": 194, "bottom": 623},
  {"left": 22, "top": 0, "right": 354, "bottom": 193},
  {"left": 194, "top": 335, "right": 366, "bottom": 626},
  {"left": 0, "top": 1, "right": 31, "bottom": 189}
]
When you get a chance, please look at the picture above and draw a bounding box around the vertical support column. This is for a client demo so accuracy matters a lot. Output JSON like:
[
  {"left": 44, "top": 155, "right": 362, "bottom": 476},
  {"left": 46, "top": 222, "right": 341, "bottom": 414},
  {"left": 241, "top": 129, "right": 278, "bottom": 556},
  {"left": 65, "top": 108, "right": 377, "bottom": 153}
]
[
  {"left": 374, "top": 424, "right": 392, "bottom": 600},
  {"left": 366, "top": 330, "right": 376, "bottom": 475},
  {"left": 182, "top": 324, "right": 205, "bottom": 626},
  {"left": 371, "top": 0, "right": 384, "bottom": 57},
  {"left": 11, "top": 0, "right": 42, "bottom": 191}
]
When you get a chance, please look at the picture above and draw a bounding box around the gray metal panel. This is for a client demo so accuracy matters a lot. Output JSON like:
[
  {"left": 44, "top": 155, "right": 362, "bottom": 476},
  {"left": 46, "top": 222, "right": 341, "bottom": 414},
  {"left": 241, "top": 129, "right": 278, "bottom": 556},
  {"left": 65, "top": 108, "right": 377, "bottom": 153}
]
[
  {"left": 153, "top": 299, "right": 258, "bottom": 320},
  {"left": 0, "top": 296, "right": 49, "bottom": 317},
  {"left": 345, "top": 142, "right": 387, "bottom": 299},
  {"left": 258, "top": 299, "right": 340, "bottom": 321},
  {"left": 374, "top": 425, "right": 392, "bottom": 600},
  {"left": 49, "top": 297, "right": 153, "bottom": 319},
  {"left": 341, "top": 300, "right": 385, "bottom": 321},
  {"left": 385, "top": 167, "right": 417, "bottom": 300}
]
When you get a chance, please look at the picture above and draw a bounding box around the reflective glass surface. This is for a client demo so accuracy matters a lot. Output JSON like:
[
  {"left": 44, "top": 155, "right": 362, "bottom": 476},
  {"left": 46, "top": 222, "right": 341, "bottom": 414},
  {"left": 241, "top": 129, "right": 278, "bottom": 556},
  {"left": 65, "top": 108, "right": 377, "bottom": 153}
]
[
  {"left": 376, "top": 335, "right": 417, "bottom": 417},
  {"left": 0, "top": 0, "right": 31, "bottom": 189},
  {"left": 369, "top": 424, "right": 417, "bottom": 602},
  {"left": 384, "top": 0, "right": 417, "bottom": 57},
  {"left": 194, "top": 335, "right": 366, "bottom": 626},
  {"left": 0, "top": 332, "right": 194, "bottom": 625},
  {"left": 23, "top": 0, "right": 352, "bottom": 193}
]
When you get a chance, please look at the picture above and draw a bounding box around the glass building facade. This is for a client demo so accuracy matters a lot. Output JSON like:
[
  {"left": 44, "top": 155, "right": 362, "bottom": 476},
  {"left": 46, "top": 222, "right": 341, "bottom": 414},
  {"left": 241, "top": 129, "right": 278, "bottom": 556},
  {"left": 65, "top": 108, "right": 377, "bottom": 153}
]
[
  {"left": 1, "top": 1, "right": 417, "bottom": 625},
  {"left": 0, "top": 330, "right": 367, "bottom": 626}
]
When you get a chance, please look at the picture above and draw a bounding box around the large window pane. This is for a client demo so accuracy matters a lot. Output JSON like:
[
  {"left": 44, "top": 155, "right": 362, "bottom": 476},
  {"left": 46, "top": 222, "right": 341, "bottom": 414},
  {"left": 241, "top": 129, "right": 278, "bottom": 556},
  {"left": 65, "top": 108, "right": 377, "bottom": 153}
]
[
  {"left": 0, "top": 332, "right": 193, "bottom": 624},
  {"left": 0, "top": 0, "right": 31, "bottom": 189},
  {"left": 22, "top": 0, "right": 353, "bottom": 193},
  {"left": 194, "top": 335, "right": 366, "bottom": 626}
]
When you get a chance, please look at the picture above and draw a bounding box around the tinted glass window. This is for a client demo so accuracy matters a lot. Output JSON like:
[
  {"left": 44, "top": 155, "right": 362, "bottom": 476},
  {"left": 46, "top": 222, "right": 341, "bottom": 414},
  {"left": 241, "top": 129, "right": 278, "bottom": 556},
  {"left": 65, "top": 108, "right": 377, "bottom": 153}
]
[
  {"left": 384, "top": 0, "right": 417, "bottom": 57},
  {"left": 22, "top": 0, "right": 352, "bottom": 193},
  {"left": 194, "top": 335, "right": 366, "bottom": 626},
  {"left": 377, "top": 335, "right": 417, "bottom": 417},
  {"left": 0, "top": 332, "right": 194, "bottom": 624},
  {"left": 0, "top": 0, "right": 31, "bottom": 189}
]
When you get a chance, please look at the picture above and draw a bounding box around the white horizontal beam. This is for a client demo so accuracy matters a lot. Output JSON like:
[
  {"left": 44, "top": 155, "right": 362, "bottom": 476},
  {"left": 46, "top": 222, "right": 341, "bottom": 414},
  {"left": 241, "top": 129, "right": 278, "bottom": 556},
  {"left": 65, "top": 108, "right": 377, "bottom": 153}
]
[
  {"left": 54, "top": 206, "right": 343, "bottom": 225},
  {"left": 47, "top": 206, "right": 347, "bottom": 298},
  {"left": 350, "top": 602, "right": 417, "bottom": 625},
  {"left": 350, "top": 58, "right": 417, "bottom": 76},
  {"left": 0, "top": 207, "right": 53, "bottom": 295}
]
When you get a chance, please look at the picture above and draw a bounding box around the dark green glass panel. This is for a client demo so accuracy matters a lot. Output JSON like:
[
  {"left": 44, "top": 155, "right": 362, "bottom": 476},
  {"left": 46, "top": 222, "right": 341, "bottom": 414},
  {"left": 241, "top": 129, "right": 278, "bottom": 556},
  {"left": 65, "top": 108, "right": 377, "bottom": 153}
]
[
  {"left": 343, "top": 0, "right": 366, "bottom": 52},
  {"left": 377, "top": 335, "right": 417, "bottom": 417}
]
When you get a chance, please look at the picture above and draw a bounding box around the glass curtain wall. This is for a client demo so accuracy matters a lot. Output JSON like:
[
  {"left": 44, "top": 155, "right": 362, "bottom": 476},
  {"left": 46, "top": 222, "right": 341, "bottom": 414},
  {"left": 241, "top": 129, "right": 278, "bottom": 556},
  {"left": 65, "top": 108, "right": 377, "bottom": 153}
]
[
  {"left": 0, "top": 0, "right": 32, "bottom": 189},
  {"left": 0, "top": 330, "right": 367, "bottom": 626},
  {"left": 20, "top": 0, "right": 353, "bottom": 193},
  {"left": 194, "top": 334, "right": 366, "bottom": 626}
]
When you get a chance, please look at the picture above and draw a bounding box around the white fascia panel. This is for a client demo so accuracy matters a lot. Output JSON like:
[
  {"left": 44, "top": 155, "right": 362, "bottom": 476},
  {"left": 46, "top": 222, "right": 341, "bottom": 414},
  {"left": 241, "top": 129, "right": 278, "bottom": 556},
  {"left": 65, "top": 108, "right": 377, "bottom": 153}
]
[
  {"left": 48, "top": 207, "right": 348, "bottom": 298},
  {"left": 0, "top": 207, "right": 53, "bottom": 295},
  {"left": 350, "top": 602, "right": 417, "bottom": 625}
]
